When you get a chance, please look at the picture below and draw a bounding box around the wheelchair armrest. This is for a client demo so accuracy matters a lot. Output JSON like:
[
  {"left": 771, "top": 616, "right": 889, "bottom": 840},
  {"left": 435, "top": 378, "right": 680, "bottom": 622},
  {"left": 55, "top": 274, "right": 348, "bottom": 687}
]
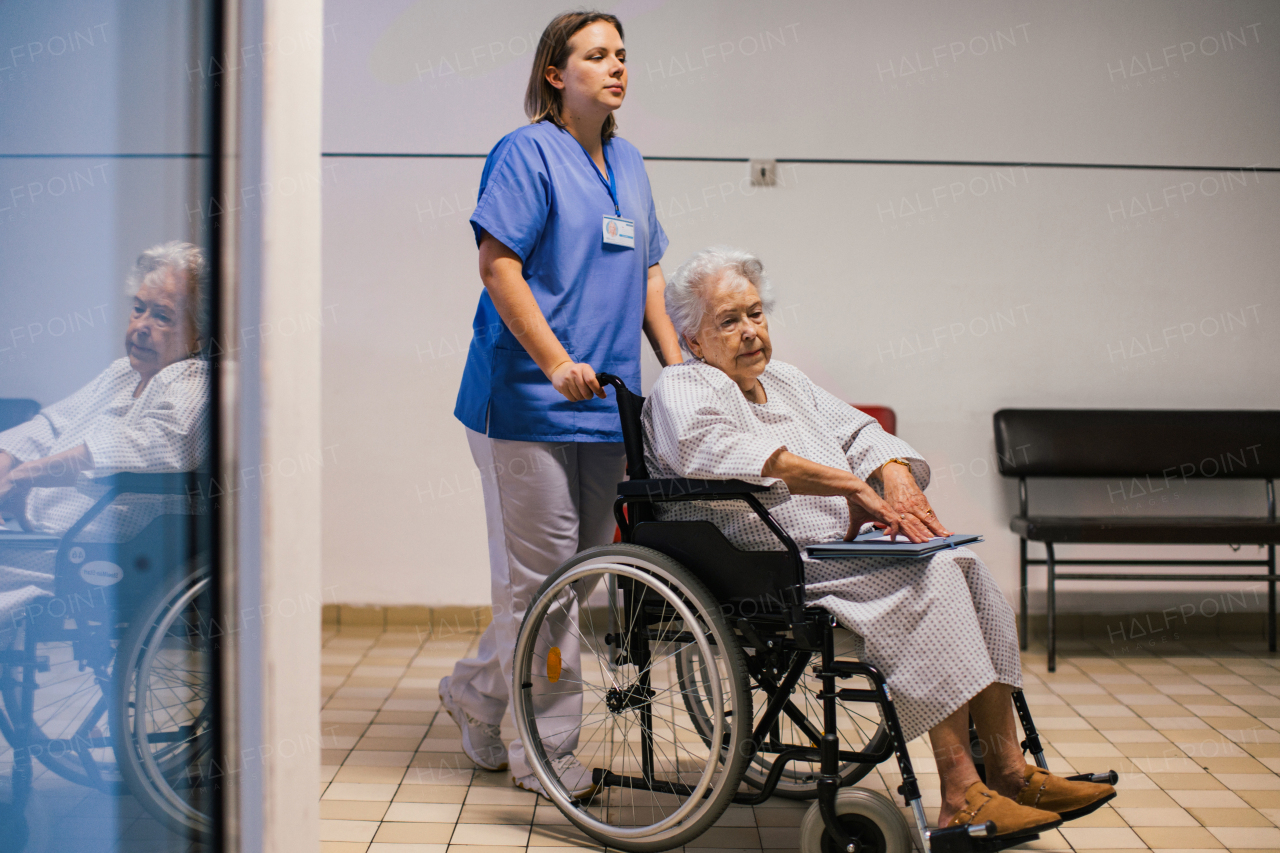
[
  {"left": 617, "top": 478, "right": 770, "bottom": 501},
  {"left": 93, "top": 470, "right": 206, "bottom": 495}
]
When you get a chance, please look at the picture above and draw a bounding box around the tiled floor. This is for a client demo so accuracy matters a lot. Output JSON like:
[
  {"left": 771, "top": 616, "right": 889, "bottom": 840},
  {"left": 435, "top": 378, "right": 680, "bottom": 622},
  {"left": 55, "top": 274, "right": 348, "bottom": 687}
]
[{"left": 319, "top": 625, "right": 1280, "bottom": 853}]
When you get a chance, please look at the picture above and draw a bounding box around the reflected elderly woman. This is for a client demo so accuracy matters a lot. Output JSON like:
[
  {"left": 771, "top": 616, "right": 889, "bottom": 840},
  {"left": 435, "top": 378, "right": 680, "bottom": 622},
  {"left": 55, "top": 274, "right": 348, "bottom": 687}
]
[
  {"left": 641, "top": 247, "right": 1114, "bottom": 836},
  {"left": 0, "top": 241, "right": 210, "bottom": 629}
]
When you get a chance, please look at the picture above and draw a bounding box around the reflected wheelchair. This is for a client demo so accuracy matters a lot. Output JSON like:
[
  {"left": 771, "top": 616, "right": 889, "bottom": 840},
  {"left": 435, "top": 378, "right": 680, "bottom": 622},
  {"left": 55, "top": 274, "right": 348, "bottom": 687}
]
[
  {"left": 0, "top": 470, "right": 216, "bottom": 844},
  {"left": 512, "top": 375, "right": 1117, "bottom": 853}
]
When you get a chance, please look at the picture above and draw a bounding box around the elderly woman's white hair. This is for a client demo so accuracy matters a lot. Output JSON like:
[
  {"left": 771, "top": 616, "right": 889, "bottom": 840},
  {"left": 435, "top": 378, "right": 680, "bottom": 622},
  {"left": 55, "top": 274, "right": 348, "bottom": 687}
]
[
  {"left": 665, "top": 246, "right": 776, "bottom": 356},
  {"left": 125, "top": 240, "right": 210, "bottom": 342}
]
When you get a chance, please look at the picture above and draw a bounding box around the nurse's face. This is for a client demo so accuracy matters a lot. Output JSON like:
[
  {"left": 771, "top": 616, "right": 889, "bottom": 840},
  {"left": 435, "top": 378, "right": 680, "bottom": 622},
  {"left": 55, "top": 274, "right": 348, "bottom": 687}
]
[
  {"left": 547, "top": 21, "right": 627, "bottom": 117},
  {"left": 687, "top": 275, "right": 772, "bottom": 395}
]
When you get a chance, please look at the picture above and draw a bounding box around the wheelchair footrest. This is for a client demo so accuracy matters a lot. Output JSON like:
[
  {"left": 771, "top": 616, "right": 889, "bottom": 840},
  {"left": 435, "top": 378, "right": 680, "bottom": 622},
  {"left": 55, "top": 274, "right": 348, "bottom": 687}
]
[
  {"left": 1068, "top": 770, "right": 1119, "bottom": 785},
  {"left": 928, "top": 823, "right": 1039, "bottom": 853}
]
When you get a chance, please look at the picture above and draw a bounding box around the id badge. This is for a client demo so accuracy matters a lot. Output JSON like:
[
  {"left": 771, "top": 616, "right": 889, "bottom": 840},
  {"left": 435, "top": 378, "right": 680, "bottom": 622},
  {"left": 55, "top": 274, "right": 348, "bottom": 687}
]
[{"left": 602, "top": 215, "right": 635, "bottom": 248}]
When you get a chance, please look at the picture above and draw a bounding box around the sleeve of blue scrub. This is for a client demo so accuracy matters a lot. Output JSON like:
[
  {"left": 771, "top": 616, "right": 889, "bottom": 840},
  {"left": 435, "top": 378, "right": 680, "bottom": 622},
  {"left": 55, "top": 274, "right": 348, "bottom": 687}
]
[{"left": 469, "top": 134, "right": 551, "bottom": 262}]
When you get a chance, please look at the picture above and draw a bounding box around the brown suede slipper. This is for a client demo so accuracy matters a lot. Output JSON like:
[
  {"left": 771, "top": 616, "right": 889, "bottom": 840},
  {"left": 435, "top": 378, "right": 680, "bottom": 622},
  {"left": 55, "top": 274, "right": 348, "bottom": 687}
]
[
  {"left": 947, "top": 781, "right": 1063, "bottom": 837},
  {"left": 1015, "top": 766, "right": 1117, "bottom": 822}
]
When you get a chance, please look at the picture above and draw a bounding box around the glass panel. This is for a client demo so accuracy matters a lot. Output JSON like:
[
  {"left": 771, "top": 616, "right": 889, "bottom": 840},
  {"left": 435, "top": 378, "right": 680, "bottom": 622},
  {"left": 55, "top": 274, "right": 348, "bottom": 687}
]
[{"left": 0, "top": 2, "right": 222, "bottom": 851}]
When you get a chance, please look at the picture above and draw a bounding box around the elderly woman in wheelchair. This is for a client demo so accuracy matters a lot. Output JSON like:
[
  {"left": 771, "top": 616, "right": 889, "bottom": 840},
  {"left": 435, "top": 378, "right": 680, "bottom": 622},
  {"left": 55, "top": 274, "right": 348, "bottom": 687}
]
[
  {"left": 511, "top": 247, "right": 1115, "bottom": 853},
  {"left": 0, "top": 241, "right": 214, "bottom": 840}
]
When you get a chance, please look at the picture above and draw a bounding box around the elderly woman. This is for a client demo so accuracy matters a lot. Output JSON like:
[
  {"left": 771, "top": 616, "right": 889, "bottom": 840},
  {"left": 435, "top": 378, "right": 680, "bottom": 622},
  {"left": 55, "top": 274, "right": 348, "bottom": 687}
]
[
  {"left": 641, "top": 247, "right": 1114, "bottom": 836},
  {"left": 0, "top": 241, "right": 210, "bottom": 632}
]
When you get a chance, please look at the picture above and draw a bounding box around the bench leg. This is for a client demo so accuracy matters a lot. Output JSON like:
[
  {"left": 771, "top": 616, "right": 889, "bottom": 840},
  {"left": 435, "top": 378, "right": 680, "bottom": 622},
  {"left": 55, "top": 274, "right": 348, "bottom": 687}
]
[
  {"left": 1269, "top": 544, "right": 1276, "bottom": 653},
  {"left": 1046, "top": 542, "right": 1057, "bottom": 673},
  {"left": 1020, "top": 538, "right": 1029, "bottom": 652}
]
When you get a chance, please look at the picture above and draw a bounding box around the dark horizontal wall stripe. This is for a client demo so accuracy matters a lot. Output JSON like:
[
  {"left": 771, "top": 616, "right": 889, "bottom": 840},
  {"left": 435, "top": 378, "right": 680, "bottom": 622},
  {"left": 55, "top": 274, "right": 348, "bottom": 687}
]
[
  {"left": 321, "top": 152, "right": 1280, "bottom": 173},
  {"left": 0, "top": 153, "right": 208, "bottom": 159}
]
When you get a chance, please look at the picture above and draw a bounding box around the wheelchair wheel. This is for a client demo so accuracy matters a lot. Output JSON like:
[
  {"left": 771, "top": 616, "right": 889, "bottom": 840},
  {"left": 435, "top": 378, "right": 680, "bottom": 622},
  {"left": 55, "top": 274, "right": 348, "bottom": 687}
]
[
  {"left": 513, "top": 544, "right": 751, "bottom": 853},
  {"left": 675, "top": 634, "right": 889, "bottom": 798},
  {"left": 798, "top": 788, "right": 912, "bottom": 853},
  {"left": 111, "top": 564, "right": 215, "bottom": 840},
  {"left": 0, "top": 611, "right": 123, "bottom": 792}
]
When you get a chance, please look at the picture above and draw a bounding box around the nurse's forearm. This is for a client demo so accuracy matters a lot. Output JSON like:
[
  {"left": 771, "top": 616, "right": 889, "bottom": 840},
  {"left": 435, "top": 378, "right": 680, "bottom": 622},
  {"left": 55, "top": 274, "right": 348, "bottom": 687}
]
[
  {"left": 478, "top": 232, "right": 573, "bottom": 378},
  {"left": 642, "top": 264, "right": 683, "bottom": 366}
]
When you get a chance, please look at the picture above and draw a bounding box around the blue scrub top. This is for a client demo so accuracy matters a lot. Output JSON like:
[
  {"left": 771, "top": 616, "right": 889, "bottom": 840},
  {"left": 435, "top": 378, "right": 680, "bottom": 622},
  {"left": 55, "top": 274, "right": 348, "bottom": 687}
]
[{"left": 455, "top": 121, "right": 668, "bottom": 442}]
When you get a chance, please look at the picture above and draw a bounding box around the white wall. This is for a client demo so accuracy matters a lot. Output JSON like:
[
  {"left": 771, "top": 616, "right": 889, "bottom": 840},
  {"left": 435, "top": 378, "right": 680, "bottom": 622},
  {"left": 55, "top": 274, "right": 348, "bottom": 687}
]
[{"left": 321, "top": 0, "right": 1280, "bottom": 611}]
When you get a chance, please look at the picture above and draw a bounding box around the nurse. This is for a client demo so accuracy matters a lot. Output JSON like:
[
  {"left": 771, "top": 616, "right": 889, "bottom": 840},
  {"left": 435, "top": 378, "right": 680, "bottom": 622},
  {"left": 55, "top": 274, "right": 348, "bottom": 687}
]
[{"left": 439, "top": 11, "right": 682, "bottom": 798}]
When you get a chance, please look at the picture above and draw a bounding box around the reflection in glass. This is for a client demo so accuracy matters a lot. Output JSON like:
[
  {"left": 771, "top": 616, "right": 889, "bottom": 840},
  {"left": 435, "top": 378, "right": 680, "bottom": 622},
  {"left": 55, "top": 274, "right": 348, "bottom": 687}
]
[{"left": 0, "top": 3, "right": 222, "bottom": 851}]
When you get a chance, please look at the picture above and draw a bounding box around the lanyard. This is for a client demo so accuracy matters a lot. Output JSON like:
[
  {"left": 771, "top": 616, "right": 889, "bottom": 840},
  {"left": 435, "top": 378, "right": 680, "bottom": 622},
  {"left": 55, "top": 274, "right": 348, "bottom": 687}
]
[{"left": 576, "top": 138, "right": 620, "bottom": 216}]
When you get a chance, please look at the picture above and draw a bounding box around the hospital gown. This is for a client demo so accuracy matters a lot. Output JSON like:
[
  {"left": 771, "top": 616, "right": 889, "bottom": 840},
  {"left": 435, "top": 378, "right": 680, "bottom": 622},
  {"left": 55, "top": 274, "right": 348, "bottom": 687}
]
[
  {"left": 0, "top": 357, "right": 210, "bottom": 636},
  {"left": 641, "top": 359, "right": 1020, "bottom": 742}
]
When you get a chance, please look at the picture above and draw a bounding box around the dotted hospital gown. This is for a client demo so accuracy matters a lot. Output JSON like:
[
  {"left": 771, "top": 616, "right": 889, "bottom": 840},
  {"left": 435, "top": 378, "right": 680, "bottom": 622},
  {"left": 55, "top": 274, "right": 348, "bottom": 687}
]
[
  {"left": 641, "top": 359, "right": 1021, "bottom": 742},
  {"left": 0, "top": 357, "right": 209, "bottom": 638}
]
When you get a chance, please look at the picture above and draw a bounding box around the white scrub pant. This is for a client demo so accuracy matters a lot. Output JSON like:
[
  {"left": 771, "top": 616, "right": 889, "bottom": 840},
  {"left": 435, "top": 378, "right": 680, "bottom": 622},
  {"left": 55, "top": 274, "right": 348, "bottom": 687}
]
[{"left": 446, "top": 427, "right": 625, "bottom": 778}]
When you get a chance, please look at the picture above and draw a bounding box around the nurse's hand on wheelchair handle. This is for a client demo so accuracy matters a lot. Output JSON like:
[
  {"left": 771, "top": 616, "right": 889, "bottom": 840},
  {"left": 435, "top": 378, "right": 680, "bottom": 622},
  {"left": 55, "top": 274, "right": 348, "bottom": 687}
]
[{"left": 549, "top": 360, "right": 606, "bottom": 402}]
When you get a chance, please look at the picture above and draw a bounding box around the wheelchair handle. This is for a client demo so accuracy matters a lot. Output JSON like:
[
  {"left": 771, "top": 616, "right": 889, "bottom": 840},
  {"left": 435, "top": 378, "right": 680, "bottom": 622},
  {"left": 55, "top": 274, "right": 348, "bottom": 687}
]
[{"left": 596, "top": 372, "right": 649, "bottom": 480}]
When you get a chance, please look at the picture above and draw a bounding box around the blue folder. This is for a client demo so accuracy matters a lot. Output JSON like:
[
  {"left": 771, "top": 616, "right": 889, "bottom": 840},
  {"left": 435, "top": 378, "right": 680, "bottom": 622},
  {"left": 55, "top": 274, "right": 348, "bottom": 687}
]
[{"left": 806, "top": 530, "right": 982, "bottom": 559}]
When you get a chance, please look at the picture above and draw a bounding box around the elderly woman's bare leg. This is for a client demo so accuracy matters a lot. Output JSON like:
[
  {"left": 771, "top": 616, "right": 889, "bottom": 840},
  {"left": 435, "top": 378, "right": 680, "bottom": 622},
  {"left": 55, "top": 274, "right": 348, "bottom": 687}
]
[
  {"left": 969, "top": 682, "right": 1028, "bottom": 797},
  {"left": 930, "top": 702, "right": 983, "bottom": 828}
]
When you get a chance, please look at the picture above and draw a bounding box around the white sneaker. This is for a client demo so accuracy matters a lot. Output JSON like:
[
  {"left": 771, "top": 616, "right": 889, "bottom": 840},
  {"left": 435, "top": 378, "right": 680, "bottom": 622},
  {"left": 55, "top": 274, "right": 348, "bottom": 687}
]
[
  {"left": 438, "top": 676, "right": 508, "bottom": 771},
  {"left": 513, "top": 754, "right": 598, "bottom": 800}
]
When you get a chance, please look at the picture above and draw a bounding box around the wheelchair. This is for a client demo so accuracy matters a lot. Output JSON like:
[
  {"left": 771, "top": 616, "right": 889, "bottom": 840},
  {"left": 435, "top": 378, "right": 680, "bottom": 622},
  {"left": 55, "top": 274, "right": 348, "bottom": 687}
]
[
  {"left": 0, "top": 470, "right": 216, "bottom": 846},
  {"left": 512, "top": 375, "right": 1117, "bottom": 853}
]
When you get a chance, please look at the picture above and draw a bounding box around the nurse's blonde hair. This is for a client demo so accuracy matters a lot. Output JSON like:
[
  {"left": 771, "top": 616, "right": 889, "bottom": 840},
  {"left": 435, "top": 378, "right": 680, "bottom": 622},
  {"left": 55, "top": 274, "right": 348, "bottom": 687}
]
[
  {"left": 667, "top": 247, "right": 777, "bottom": 357},
  {"left": 525, "top": 11, "right": 623, "bottom": 142}
]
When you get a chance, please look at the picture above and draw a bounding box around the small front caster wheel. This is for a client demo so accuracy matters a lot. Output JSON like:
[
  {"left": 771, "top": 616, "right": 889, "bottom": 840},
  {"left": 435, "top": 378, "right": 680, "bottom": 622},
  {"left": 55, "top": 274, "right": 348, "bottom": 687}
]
[{"left": 798, "top": 788, "right": 913, "bottom": 853}]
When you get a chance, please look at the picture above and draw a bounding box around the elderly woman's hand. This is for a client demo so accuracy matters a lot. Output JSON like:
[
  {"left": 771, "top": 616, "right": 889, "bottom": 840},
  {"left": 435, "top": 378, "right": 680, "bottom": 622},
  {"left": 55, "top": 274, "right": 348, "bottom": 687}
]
[
  {"left": 878, "top": 461, "right": 952, "bottom": 540},
  {"left": 0, "top": 470, "right": 32, "bottom": 528}
]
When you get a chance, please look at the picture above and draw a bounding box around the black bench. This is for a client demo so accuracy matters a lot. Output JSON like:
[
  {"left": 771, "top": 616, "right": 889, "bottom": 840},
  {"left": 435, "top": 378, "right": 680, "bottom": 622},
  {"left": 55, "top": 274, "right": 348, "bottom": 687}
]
[{"left": 994, "top": 409, "right": 1280, "bottom": 671}]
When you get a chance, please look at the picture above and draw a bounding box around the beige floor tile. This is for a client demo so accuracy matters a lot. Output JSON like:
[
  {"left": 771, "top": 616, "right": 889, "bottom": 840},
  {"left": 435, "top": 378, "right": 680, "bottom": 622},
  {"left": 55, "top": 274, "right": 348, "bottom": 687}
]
[
  {"left": 684, "top": 826, "right": 762, "bottom": 847},
  {"left": 1200, "top": 757, "right": 1271, "bottom": 774},
  {"left": 357, "top": 736, "right": 425, "bottom": 752},
  {"left": 1056, "top": 742, "right": 1126, "bottom": 758},
  {"left": 395, "top": 784, "right": 470, "bottom": 803},
  {"left": 443, "top": 847, "right": 526, "bottom": 853},
  {"left": 367, "top": 843, "right": 447, "bottom": 852},
  {"left": 449, "top": 823, "right": 531, "bottom": 846},
  {"left": 320, "top": 843, "right": 372, "bottom": 853},
  {"left": 1112, "top": 789, "right": 1178, "bottom": 808},
  {"left": 372, "top": 822, "right": 456, "bottom": 843},
  {"left": 1150, "top": 773, "right": 1225, "bottom": 790},
  {"left": 1060, "top": 826, "right": 1148, "bottom": 848},
  {"left": 1187, "top": 808, "right": 1275, "bottom": 827},
  {"left": 458, "top": 803, "right": 535, "bottom": 824},
  {"left": 526, "top": 824, "right": 600, "bottom": 847},
  {"left": 1212, "top": 773, "right": 1280, "bottom": 790},
  {"left": 345, "top": 750, "right": 415, "bottom": 767},
  {"left": 1116, "top": 806, "right": 1199, "bottom": 826},
  {"left": 335, "top": 765, "right": 408, "bottom": 784},
  {"left": 1103, "top": 729, "right": 1170, "bottom": 743},
  {"left": 320, "top": 819, "right": 381, "bottom": 843},
  {"left": 1238, "top": 791, "right": 1280, "bottom": 808},
  {"left": 464, "top": 786, "right": 538, "bottom": 805},
  {"left": 1070, "top": 808, "right": 1128, "bottom": 827},
  {"left": 1117, "top": 742, "right": 1189, "bottom": 758},
  {"left": 1131, "top": 826, "right": 1224, "bottom": 848},
  {"left": 323, "top": 782, "right": 400, "bottom": 802},
  {"left": 1168, "top": 790, "right": 1252, "bottom": 808},
  {"left": 384, "top": 802, "right": 464, "bottom": 823},
  {"left": 1204, "top": 825, "right": 1280, "bottom": 847},
  {"left": 322, "top": 801, "right": 392, "bottom": 821}
]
